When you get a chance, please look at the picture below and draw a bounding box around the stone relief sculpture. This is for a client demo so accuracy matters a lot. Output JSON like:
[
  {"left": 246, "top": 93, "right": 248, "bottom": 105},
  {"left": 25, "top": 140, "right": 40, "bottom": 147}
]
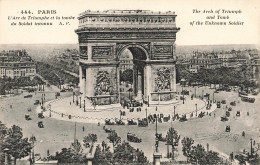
[
  {"left": 79, "top": 46, "right": 88, "bottom": 59},
  {"left": 95, "top": 71, "right": 111, "bottom": 95},
  {"left": 92, "top": 46, "right": 112, "bottom": 59},
  {"left": 155, "top": 67, "right": 171, "bottom": 91}
]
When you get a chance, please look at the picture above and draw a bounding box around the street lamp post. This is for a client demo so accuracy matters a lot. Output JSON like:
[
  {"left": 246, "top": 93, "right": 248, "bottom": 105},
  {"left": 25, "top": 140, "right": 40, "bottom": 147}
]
[
  {"left": 195, "top": 86, "right": 197, "bottom": 97},
  {"left": 195, "top": 104, "right": 197, "bottom": 117},
  {"left": 4, "top": 148, "right": 9, "bottom": 165},
  {"left": 84, "top": 100, "right": 86, "bottom": 112},
  {"left": 202, "top": 90, "right": 204, "bottom": 100},
  {"left": 79, "top": 97, "right": 81, "bottom": 108},
  {"left": 182, "top": 86, "right": 184, "bottom": 104},
  {"left": 213, "top": 91, "right": 215, "bottom": 102}
]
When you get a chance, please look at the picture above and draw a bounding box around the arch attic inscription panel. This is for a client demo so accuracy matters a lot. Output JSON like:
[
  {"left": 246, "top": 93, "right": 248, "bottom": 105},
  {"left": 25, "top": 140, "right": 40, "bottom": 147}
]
[{"left": 75, "top": 10, "right": 180, "bottom": 107}]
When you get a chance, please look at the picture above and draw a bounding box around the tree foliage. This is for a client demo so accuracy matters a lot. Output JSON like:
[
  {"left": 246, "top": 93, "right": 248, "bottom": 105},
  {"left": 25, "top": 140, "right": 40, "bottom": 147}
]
[
  {"left": 107, "top": 131, "right": 121, "bottom": 147},
  {"left": 1, "top": 124, "right": 32, "bottom": 165},
  {"left": 83, "top": 134, "right": 97, "bottom": 148}
]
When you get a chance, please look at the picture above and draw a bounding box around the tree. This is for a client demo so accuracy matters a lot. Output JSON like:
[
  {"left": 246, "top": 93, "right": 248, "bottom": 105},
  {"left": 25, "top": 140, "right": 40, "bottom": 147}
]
[
  {"left": 93, "top": 145, "right": 112, "bottom": 165},
  {"left": 71, "top": 139, "right": 82, "bottom": 153},
  {"left": 3, "top": 125, "right": 32, "bottom": 165},
  {"left": 83, "top": 134, "right": 97, "bottom": 148},
  {"left": 55, "top": 148, "right": 84, "bottom": 164},
  {"left": 107, "top": 131, "right": 121, "bottom": 147},
  {"left": 181, "top": 137, "right": 194, "bottom": 162},
  {"left": 113, "top": 141, "right": 148, "bottom": 164},
  {"left": 0, "top": 121, "right": 8, "bottom": 164},
  {"left": 166, "top": 127, "right": 180, "bottom": 160},
  {"left": 190, "top": 144, "right": 206, "bottom": 164}
]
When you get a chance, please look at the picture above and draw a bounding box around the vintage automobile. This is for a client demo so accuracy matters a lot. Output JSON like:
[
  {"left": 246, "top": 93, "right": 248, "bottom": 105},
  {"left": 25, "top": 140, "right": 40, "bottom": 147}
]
[
  {"left": 179, "top": 115, "right": 187, "bottom": 122},
  {"left": 127, "top": 133, "right": 142, "bottom": 143},
  {"left": 221, "top": 100, "right": 226, "bottom": 104},
  {"left": 248, "top": 97, "right": 255, "bottom": 103},
  {"left": 34, "top": 100, "right": 40, "bottom": 105},
  {"left": 127, "top": 119, "right": 137, "bottom": 125},
  {"left": 105, "top": 119, "right": 115, "bottom": 125},
  {"left": 60, "top": 89, "right": 66, "bottom": 92},
  {"left": 228, "top": 107, "right": 232, "bottom": 111},
  {"left": 198, "top": 112, "right": 205, "bottom": 118},
  {"left": 38, "top": 121, "right": 44, "bottom": 128},
  {"left": 103, "top": 126, "right": 113, "bottom": 133},
  {"left": 115, "top": 119, "right": 125, "bottom": 125},
  {"left": 38, "top": 112, "right": 44, "bottom": 119},
  {"left": 27, "top": 107, "right": 32, "bottom": 112},
  {"left": 163, "top": 115, "right": 170, "bottom": 122},
  {"left": 25, "top": 114, "right": 32, "bottom": 120},
  {"left": 221, "top": 116, "right": 229, "bottom": 121},
  {"left": 226, "top": 111, "right": 230, "bottom": 117},
  {"left": 236, "top": 111, "right": 240, "bottom": 117},
  {"left": 138, "top": 118, "right": 148, "bottom": 127},
  {"left": 226, "top": 125, "right": 231, "bottom": 132},
  {"left": 204, "top": 93, "right": 210, "bottom": 98},
  {"left": 217, "top": 101, "right": 221, "bottom": 108},
  {"left": 230, "top": 101, "right": 236, "bottom": 106},
  {"left": 24, "top": 94, "right": 33, "bottom": 98}
]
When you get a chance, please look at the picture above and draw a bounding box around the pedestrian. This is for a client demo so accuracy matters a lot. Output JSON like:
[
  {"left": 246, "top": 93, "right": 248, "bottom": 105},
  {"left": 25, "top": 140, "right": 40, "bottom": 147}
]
[
  {"left": 82, "top": 126, "right": 85, "bottom": 132},
  {"left": 230, "top": 152, "right": 233, "bottom": 161},
  {"left": 242, "top": 131, "right": 245, "bottom": 137},
  {"left": 70, "top": 102, "right": 71, "bottom": 105},
  {"left": 214, "top": 113, "right": 215, "bottom": 117}
]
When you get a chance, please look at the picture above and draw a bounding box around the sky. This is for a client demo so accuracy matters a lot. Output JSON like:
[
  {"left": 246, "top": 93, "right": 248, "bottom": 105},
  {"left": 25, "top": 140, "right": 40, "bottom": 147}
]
[{"left": 0, "top": 0, "right": 260, "bottom": 45}]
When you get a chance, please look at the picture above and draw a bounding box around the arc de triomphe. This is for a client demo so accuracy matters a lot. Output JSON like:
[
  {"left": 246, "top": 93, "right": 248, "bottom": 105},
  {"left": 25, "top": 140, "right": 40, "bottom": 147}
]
[{"left": 75, "top": 10, "right": 180, "bottom": 108}]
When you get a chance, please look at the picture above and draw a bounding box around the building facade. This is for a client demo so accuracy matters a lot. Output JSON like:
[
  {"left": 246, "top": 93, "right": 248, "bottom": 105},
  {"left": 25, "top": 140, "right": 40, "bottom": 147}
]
[{"left": 0, "top": 50, "right": 36, "bottom": 79}]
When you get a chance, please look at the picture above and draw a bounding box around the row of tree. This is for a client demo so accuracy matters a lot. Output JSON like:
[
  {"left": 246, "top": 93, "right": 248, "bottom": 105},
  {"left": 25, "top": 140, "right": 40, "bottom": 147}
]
[
  {"left": 176, "top": 64, "right": 258, "bottom": 88},
  {"left": 36, "top": 61, "right": 79, "bottom": 86},
  {"left": 0, "top": 76, "right": 45, "bottom": 95},
  {"left": 47, "top": 131, "right": 148, "bottom": 164}
]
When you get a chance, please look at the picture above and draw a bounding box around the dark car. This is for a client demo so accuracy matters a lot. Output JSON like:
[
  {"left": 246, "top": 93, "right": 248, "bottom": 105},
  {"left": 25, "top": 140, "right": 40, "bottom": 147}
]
[
  {"left": 103, "top": 126, "right": 113, "bottom": 133},
  {"left": 127, "top": 133, "right": 142, "bottom": 143},
  {"left": 221, "top": 100, "right": 226, "bottom": 104},
  {"left": 226, "top": 125, "right": 231, "bottom": 132},
  {"left": 230, "top": 101, "right": 236, "bottom": 106},
  {"left": 138, "top": 118, "right": 148, "bottom": 127},
  {"left": 226, "top": 111, "right": 230, "bottom": 117},
  {"left": 38, "top": 112, "right": 44, "bottom": 119},
  {"left": 179, "top": 115, "right": 187, "bottom": 122},
  {"left": 217, "top": 101, "right": 221, "bottom": 108},
  {"left": 38, "top": 121, "right": 44, "bottom": 128},
  {"left": 115, "top": 119, "right": 125, "bottom": 125},
  {"left": 221, "top": 116, "right": 229, "bottom": 121},
  {"left": 34, "top": 100, "right": 40, "bottom": 105},
  {"left": 235, "top": 154, "right": 247, "bottom": 164},
  {"left": 25, "top": 114, "right": 32, "bottom": 120},
  {"left": 236, "top": 111, "right": 240, "bottom": 117},
  {"left": 127, "top": 119, "right": 137, "bottom": 125},
  {"left": 24, "top": 94, "right": 33, "bottom": 98},
  {"left": 105, "top": 119, "right": 115, "bottom": 125}
]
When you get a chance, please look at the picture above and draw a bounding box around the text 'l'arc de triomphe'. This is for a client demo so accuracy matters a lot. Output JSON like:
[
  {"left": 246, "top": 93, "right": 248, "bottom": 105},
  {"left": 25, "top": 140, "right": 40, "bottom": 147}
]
[{"left": 75, "top": 10, "right": 180, "bottom": 107}]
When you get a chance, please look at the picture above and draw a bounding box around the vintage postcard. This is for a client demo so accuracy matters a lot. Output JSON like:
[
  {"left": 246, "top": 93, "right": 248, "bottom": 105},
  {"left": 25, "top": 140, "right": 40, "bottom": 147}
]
[{"left": 0, "top": 0, "right": 259, "bottom": 164}]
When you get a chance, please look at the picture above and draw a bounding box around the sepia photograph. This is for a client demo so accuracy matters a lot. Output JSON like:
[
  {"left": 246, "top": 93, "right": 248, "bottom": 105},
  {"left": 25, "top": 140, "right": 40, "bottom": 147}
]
[{"left": 0, "top": 0, "right": 260, "bottom": 164}]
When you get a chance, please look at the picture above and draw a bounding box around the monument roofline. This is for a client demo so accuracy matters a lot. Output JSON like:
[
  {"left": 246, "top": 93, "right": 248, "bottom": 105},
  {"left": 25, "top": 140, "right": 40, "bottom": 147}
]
[{"left": 78, "top": 10, "right": 176, "bottom": 18}]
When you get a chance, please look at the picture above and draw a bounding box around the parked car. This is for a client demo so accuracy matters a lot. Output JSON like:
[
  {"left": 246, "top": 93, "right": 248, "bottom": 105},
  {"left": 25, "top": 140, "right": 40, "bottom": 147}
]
[
  {"left": 127, "top": 119, "right": 137, "bottom": 125},
  {"left": 179, "top": 115, "right": 187, "bottom": 122},
  {"left": 38, "top": 112, "right": 44, "bottom": 119},
  {"left": 127, "top": 133, "right": 142, "bottom": 143},
  {"left": 226, "top": 125, "right": 231, "bottom": 132},
  {"left": 221, "top": 116, "right": 229, "bottom": 121},
  {"left": 25, "top": 114, "right": 31, "bottom": 120},
  {"left": 38, "top": 121, "right": 44, "bottom": 128},
  {"left": 24, "top": 95, "right": 33, "bottom": 98},
  {"left": 138, "top": 118, "right": 148, "bottom": 127},
  {"left": 105, "top": 119, "right": 115, "bottom": 125},
  {"left": 221, "top": 100, "right": 226, "bottom": 104},
  {"left": 236, "top": 111, "right": 240, "bottom": 117},
  {"left": 226, "top": 111, "right": 230, "bottom": 117},
  {"left": 34, "top": 100, "right": 40, "bottom": 105}
]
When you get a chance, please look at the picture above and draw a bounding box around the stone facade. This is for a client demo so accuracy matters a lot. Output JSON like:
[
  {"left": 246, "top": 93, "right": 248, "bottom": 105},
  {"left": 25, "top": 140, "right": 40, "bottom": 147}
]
[{"left": 75, "top": 10, "right": 180, "bottom": 106}]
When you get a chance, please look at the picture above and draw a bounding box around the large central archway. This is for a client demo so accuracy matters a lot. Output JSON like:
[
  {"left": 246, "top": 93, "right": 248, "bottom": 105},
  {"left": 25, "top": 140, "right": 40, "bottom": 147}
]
[{"left": 75, "top": 10, "right": 180, "bottom": 107}]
